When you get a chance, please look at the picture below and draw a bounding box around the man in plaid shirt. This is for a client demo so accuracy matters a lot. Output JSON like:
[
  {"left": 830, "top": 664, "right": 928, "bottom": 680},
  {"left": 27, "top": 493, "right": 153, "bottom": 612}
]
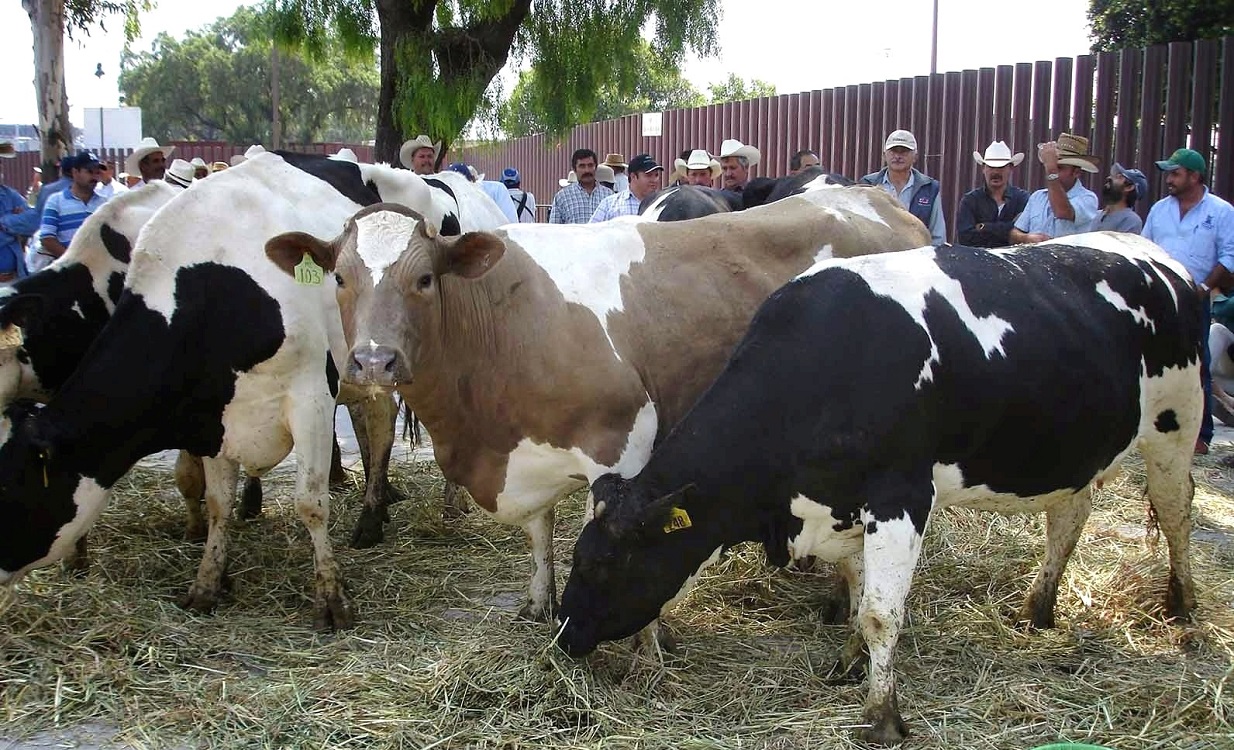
[
  {"left": 590, "top": 154, "right": 665, "bottom": 222},
  {"left": 549, "top": 149, "right": 613, "bottom": 223}
]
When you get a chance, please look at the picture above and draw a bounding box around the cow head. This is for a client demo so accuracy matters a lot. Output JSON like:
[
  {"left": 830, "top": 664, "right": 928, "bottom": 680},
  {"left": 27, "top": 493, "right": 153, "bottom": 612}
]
[
  {"left": 557, "top": 473, "right": 710, "bottom": 657},
  {"left": 0, "top": 401, "right": 103, "bottom": 585},
  {"left": 267, "top": 203, "right": 507, "bottom": 391},
  {"left": 0, "top": 299, "right": 50, "bottom": 403}
]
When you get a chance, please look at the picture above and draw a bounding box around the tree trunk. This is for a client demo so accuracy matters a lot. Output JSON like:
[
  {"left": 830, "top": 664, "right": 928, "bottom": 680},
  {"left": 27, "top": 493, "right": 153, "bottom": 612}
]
[
  {"left": 24, "top": 0, "right": 72, "bottom": 176},
  {"left": 374, "top": 0, "right": 432, "bottom": 166}
]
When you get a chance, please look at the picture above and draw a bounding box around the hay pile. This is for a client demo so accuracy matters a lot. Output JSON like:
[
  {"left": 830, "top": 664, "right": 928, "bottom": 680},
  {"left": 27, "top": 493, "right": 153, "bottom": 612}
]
[{"left": 2, "top": 448, "right": 1232, "bottom": 749}]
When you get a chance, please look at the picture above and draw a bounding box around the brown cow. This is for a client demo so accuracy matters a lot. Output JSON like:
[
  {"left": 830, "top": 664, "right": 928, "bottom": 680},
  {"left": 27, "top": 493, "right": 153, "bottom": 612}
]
[{"left": 265, "top": 185, "right": 932, "bottom": 621}]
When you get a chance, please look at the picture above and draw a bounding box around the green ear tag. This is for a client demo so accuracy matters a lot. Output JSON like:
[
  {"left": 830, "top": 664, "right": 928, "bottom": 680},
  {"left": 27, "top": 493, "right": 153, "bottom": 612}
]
[
  {"left": 294, "top": 253, "right": 324, "bottom": 286},
  {"left": 663, "top": 507, "right": 692, "bottom": 534}
]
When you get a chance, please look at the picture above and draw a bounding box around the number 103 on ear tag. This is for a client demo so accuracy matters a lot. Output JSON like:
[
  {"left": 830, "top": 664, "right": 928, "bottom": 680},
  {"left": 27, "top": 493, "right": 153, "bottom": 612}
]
[{"left": 295, "top": 253, "right": 324, "bottom": 286}]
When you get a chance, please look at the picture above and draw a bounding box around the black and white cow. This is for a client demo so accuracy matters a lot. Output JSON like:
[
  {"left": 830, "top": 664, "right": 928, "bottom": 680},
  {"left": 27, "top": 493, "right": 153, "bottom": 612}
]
[
  {"left": 638, "top": 185, "right": 743, "bottom": 221},
  {"left": 742, "top": 165, "right": 854, "bottom": 209},
  {"left": 0, "top": 152, "right": 502, "bottom": 629},
  {"left": 556, "top": 232, "right": 1201, "bottom": 745}
]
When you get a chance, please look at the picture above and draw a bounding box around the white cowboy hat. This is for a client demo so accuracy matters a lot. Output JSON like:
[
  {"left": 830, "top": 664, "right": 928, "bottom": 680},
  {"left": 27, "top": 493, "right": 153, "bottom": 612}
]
[
  {"left": 595, "top": 164, "right": 615, "bottom": 184},
  {"left": 673, "top": 149, "right": 722, "bottom": 181},
  {"left": 125, "top": 137, "right": 175, "bottom": 175},
  {"left": 973, "top": 140, "right": 1024, "bottom": 168},
  {"left": 558, "top": 170, "right": 577, "bottom": 188},
  {"left": 718, "top": 139, "right": 760, "bottom": 166},
  {"left": 330, "top": 148, "right": 358, "bottom": 163},
  {"left": 164, "top": 158, "right": 195, "bottom": 188},
  {"left": 399, "top": 135, "right": 441, "bottom": 168},
  {"left": 189, "top": 157, "right": 208, "bottom": 169}
]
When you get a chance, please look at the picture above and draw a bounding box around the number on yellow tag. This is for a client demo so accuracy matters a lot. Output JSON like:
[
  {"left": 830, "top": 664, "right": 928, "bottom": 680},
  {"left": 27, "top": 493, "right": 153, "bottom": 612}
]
[
  {"left": 663, "top": 506, "right": 692, "bottom": 534},
  {"left": 295, "top": 253, "right": 324, "bottom": 286}
]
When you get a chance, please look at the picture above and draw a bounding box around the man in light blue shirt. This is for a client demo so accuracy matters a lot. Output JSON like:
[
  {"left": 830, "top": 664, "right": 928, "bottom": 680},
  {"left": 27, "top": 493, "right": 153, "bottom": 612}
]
[
  {"left": 1010, "top": 133, "right": 1099, "bottom": 243},
  {"left": 590, "top": 154, "right": 664, "bottom": 222},
  {"left": 35, "top": 151, "right": 106, "bottom": 272},
  {"left": 860, "top": 130, "right": 945, "bottom": 246},
  {"left": 1142, "top": 148, "right": 1234, "bottom": 454}
]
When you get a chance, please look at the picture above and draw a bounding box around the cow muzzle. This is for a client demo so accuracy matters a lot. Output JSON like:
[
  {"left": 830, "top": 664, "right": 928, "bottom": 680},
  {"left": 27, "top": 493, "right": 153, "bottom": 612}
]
[{"left": 346, "top": 344, "right": 406, "bottom": 388}]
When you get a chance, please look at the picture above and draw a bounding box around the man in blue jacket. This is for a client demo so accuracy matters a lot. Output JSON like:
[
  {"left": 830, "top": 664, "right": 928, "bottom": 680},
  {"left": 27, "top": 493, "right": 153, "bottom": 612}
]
[{"left": 860, "top": 130, "right": 945, "bottom": 246}]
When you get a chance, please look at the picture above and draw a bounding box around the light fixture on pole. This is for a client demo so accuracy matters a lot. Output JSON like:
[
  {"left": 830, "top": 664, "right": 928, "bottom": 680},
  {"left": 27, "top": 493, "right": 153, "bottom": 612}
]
[{"left": 94, "top": 63, "right": 105, "bottom": 158}]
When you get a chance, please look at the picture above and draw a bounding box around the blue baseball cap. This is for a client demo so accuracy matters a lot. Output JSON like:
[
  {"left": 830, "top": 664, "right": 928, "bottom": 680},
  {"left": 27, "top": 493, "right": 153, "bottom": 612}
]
[
  {"left": 501, "top": 167, "right": 520, "bottom": 187},
  {"left": 446, "top": 162, "right": 471, "bottom": 179},
  {"left": 1111, "top": 163, "right": 1148, "bottom": 199}
]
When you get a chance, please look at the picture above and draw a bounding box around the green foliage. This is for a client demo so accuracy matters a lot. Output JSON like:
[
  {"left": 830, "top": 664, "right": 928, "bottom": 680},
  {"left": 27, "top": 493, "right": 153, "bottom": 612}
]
[
  {"left": 64, "top": 0, "right": 152, "bottom": 42},
  {"left": 706, "top": 73, "right": 776, "bottom": 104},
  {"left": 499, "top": 40, "right": 705, "bottom": 137},
  {"left": 269, "top": 0, "right": 720, "bottom": 161},
  {"left": 118, "top": 6, "right": 378, "bottom": 144},
  {"left": 1087, "top": 0, "right": 1234, "bottom": 52}
]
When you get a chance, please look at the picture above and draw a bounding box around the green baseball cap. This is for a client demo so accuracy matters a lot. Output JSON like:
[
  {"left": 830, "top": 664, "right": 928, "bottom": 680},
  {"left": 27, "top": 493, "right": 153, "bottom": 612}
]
[{"left": 1155, "top": 148, "right": 1206, "bottom": 175}]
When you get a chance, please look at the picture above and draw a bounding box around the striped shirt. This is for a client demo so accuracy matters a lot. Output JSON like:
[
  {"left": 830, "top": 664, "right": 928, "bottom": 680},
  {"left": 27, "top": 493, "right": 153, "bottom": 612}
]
[
  {"left": 549, "top": 182, "right": 613, "bottom": 224},
  {"left": 589, "top": 190, "right": 642, "bottom": 222},
  {"left": 39, "top": 188, "right": 106, "bottom": 245}
]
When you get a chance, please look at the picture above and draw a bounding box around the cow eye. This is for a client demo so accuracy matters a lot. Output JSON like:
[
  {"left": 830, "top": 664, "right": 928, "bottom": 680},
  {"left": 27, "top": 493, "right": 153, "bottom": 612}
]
[
  {"left": 334, "top": 273, "right": 345, "bottom": 288},
  {"left": 416, "top": 273, "right": 433, "bottom": 291}
]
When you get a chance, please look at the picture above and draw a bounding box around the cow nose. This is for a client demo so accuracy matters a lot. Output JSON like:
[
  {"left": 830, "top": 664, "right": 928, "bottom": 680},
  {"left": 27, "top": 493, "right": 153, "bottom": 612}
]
[{"left": 348, "top": 345, "right": 400, "bottom": 386}]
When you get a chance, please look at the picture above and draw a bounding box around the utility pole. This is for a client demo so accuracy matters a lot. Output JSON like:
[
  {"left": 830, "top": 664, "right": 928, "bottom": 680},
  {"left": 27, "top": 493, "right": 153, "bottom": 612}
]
[
  {"left": 94, "top": 62, "right": 105, "bottom": 158},
  {"left": 930, "top": 0, "right": 939, "bottom": 75},
  {"left": 271, "top": 45, "right": 282, "bottom": 150}
]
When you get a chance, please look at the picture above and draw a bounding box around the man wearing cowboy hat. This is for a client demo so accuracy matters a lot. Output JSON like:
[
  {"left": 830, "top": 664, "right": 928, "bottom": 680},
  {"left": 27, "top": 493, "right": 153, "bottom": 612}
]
[
  {"left": 1142, "top": 147, "right": 1234, "bottom": 455},
  {"left": 590, "top": 154, "right": 665, "bottom": 222},
  {"left": 399, "top": 135, "right": 440, "bottom": 175},
  {"left": 1088, "top": 163, "right": 1148, "bottom": 234},
  {"left": 190, "top": 157, "right": 210, "bottom": 180},
  {"left": 602, "top": 154, "right": 630, "bottom": 192},
  {"left": 36, "top": 151, "right": 107, "bottom": 272},
  {"left": 550, "top": 148, "right": 613, "bottom": 224},
  {"left": 1009, "top": 133, "right": 1099, "bottom": 243},
  {"left": 674, "top": 149, "right": 722, "bottom": 187},
  {"left": 126, "top": 137, "right": 175, "bottom": 187},
  {"left": 790, "top": 149, "right": 821, "bottom": 175},
  {"left": 860, "top": 129, "right": 946, "bottom": 246},
  {"left": 957, "top": 140, "right": 1030, "bottom": 248},
  {"left": 164, "top": 159, "right": 196, "bottom": 189},
  {"left": 718, "top": 139, "right": 760, "bottom": 192}
]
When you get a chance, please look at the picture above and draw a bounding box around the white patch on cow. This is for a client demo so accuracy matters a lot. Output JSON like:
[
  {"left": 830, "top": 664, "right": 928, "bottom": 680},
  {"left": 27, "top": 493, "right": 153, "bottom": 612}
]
[
  {"left": 791, "top": 186, "right": 889, "bottom": 227},
  {"left": 489, "top": 400, "right": 658, "bottom": 527},
  {"left": 797, "top": 173, "right": 843, "bottom": 194},
  {"left": 0, "top": 286, "right": 15, "bottom": 300},
  {"left": 1043, "top": 231, "right": 1191, "bottom": 294},
  {"left": 367, "top": 339, "right": 378, "bottom": 349},
  {"left": 354, "top": 210, "right": 417, "bottom": 287},
  {"left": 0, "top": 477, "right": 110, "bottom": 585},
  {"left": 662, "top": 545, "right": 724, "bottom": 614},
  {"left": 640, "top": 187, "right": 678, "bottom": 222},
  {"left": 931, "top": 457, "right": 1125, "bottom": 515},
  {"left": 501, "top": 222, "right": 649, "bottom": 357},
  {"left": 1095, "top": 279, "right": 1157, "bottom": 333},
  {"left": 787, "top": 495, "right": 865, "bottom": 562},
  {"left": 812, "top": 243, "right": 835, "bottom": 265},
  {"left": 70, "top": 301, "right": 83, "bottom": 318}
]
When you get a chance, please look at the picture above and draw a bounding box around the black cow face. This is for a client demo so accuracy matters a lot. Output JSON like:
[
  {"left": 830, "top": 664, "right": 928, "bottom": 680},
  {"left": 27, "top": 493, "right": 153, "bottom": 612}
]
[{"left": 557, "top": 475, "right": 707, "bottom": 657}]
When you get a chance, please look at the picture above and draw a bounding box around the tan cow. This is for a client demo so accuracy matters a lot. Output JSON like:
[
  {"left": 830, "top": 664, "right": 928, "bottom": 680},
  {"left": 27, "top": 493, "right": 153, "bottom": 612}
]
[{"left": 265, "top": 185, "right": 931, "bottom": 621}]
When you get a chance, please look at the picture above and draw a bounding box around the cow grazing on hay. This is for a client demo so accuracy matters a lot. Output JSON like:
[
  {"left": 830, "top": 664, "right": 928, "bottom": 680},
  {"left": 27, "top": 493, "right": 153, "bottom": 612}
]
[{"left": 556, "top": 232, "right": 1201, "bottom": 745}]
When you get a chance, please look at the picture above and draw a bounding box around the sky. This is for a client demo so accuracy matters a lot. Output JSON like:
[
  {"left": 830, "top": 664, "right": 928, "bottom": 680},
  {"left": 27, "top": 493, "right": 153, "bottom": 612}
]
[{"left": 0, "top": 0, "right": 1095, "bottom": 131}]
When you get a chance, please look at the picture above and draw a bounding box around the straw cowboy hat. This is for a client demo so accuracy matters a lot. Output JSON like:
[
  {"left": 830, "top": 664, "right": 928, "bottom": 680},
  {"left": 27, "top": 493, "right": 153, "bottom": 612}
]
[
  {"left": 125, "top": 137, "right": 175, "bottom": 175},
  {"left": 972, "top": 140, "right": 1024, "bottom": 168},
  {"left": 1043, "top": 133, "right": 1100, "bottom": 173},
  {"left": 399, "top": 135, "right": 440, "bottom": 168},
  {"left": 164, "top": 159, "right": 195, "bottom": 188},
  {"left": 559, "top": 170, "right": 577, "bottom": 188},
  {"left": 718, "top": 138, "right": 761, "bottom": 166},
  {"left": 603, "top": 153, "right": 628, "bottom": 170},
  {"left": 210, "top": 161, "right": 229, "bottom": 173},
  {"left": 673, "top": 149, "right": 722, "bottom": 180}
]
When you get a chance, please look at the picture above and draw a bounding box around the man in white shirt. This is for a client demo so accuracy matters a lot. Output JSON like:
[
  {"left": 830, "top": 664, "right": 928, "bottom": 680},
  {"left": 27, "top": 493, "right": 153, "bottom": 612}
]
[{"left": 93, "top": 161, "right": 128, "bottom": 200}]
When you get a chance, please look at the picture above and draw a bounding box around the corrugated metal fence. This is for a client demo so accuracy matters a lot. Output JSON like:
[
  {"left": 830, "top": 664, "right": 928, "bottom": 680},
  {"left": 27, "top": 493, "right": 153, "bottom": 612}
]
[{"left": 456, "top": 36, "right": 1234, "bottom": 235}]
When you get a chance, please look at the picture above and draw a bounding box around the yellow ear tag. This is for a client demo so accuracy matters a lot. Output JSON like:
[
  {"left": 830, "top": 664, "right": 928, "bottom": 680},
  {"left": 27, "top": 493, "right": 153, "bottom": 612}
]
[
  {"left": 663, "top": 507, "right": 692, "bottom": 534},
  {"left": 294, "top": 253, "right": 324, "bottom": 286}
]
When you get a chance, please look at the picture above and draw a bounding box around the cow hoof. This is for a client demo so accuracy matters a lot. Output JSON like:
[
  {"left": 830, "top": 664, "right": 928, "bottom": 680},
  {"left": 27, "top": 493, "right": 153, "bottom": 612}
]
[
  {"left": 856, "top": 713, "right": 909, "bottom": 746},
  {"left": 1165, "top": 574, "right": 1196, "bottom": 621},
  {"left": 349, "top": 513, "right": 386, "bottom": 549},
  {"left": 517, "top": 599, "right": 557, "bottom": 623},
  {"left": 1016, "top": 597, "right": 1056, "bottom": 631},
  {"left": 239, "top": 477, "right": 263, "bottom": 520},
  {"left": 314, "top": 591, "right": 356, "bottom": 631},
  {"left": 384, "top": 483, "right": 408, "bottom": 506},
  {"left": 179, "top": 585, "right": 220, "bottom": 614}
]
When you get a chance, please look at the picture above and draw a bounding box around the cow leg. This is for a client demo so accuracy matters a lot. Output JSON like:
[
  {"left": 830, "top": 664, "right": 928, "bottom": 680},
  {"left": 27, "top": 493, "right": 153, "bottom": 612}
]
[
  {"left": 181, "top": 456, "right": 239, "bottom": 614},
  {"left": 329, "top": 422, "right": 348, "bottom": 488},
  {"left": 292, "top": 395, "right": 354, "bottom": 631},
  {"left": 518, "top": 508, "right": 558, "bottom": 622},
  {"left": 1142, "top": 438, "right": 1197, "bottom": 620},
  {"left": 173, "top": 451, "right": 208, "bottom": 541},
  {"left": 1019, "top": 489, "right": 1091, "bottom": 629},
  {"left": 350, "top": 393, "right": 401, "bottom": 548},
  {"left": 238, "top": 476, "right": 263, "bottom": 520},
  {"left": 855, "top": 476, "right": 931, "bottom": 747}
]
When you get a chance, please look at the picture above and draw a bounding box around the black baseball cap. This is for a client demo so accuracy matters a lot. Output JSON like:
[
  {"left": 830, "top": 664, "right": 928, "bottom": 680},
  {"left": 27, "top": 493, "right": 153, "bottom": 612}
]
[{"left": 627, "top": 154, "right": 664, "bottom": 174}]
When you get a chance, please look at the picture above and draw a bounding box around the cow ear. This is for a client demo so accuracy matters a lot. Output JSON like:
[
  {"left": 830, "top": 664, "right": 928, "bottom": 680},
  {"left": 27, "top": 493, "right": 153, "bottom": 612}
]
[
  {"left": 265, "top": 231, "right": 339, "bottom": 276},
  {"left": 439, "top": 231, "right": 505, "bottom": 279},
  {"left": 606, "top": 484, "right": 696, "bottom": 539},
  {"left": 0, "top": 294, "right": 45, "bottom": 332}
]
